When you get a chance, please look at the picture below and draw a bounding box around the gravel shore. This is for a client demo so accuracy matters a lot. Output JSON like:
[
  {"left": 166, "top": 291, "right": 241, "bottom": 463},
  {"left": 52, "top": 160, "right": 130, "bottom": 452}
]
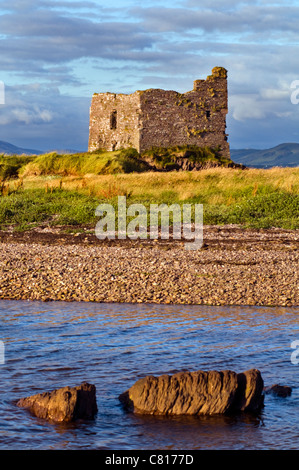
[{"left": 0, "top": 225, "right": 298, "bottom": 306}]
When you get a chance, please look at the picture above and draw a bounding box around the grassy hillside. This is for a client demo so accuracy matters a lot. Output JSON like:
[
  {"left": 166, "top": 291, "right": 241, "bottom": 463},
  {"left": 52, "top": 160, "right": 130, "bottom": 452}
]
[
  {"left": 0, "top": 147, "right": 298, "bottom": 231},
  {"left": 0, "top": 145, "right": 236, "bottom": 181},
  {"left": 0, "top": 148, "right": 149, "bottom": 181},
  {"left": 18, "top": 148, "right": 150, "bottom": 177},
  {"left": 0, "top": 153, "right": 298, "bottom": 231}
]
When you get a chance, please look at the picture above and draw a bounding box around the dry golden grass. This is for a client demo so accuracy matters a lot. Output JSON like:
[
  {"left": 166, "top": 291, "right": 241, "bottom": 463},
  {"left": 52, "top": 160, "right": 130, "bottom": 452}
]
[
  {"left": 12, "top": 166, "right": 298, "bottom": 204},
  {"left": 2, "top": 166, "right": 298, "bottom": 230}
]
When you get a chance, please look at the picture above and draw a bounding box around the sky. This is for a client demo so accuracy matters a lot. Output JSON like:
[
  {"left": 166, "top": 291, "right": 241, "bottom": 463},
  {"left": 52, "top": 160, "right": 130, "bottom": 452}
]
[{"left": 1, "top": 0, "right": 299, "bottom": 151}]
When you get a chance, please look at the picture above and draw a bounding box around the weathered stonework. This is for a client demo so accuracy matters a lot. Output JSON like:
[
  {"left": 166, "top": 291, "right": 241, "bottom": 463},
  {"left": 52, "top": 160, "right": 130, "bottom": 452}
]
[{"left": 88, "top": 67, "right": 230, "bottom": 158}]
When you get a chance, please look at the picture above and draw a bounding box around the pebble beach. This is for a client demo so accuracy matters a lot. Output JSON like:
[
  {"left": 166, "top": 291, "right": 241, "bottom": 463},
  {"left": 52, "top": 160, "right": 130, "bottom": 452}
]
[{"left": 0, "top": 225, "right": 298, "bottom": 306}]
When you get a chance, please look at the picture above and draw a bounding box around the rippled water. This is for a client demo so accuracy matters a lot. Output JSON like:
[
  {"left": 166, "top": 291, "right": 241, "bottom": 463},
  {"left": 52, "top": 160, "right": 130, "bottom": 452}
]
[{"left": 0, "top": 300, "right": 298, "bottom": 450}]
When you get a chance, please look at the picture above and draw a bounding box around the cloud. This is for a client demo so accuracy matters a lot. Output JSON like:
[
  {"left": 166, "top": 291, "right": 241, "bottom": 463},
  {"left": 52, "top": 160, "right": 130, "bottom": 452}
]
[
  {"left": 260, "top": 88, "right": 290, "bottom": 100},
  {"left": 228, "top": 81, "right": 299, "bottom": 147},
  {"left": 0, "top": 0, "right": 299, "bottom": 149},
  {"left": 0, "top": 84, "right": 89, "bottom": 150},
  {"left": 0, "top": 0, "right": 153, "bottom": 83},
  {"left": 1, "top": 1, "right": 298, "bottom": 86},
  {"left": 130, "top": 3, "right": 299, "bottom": 36},
  {"left": 3, "top": 106, "right": 53, "bottom": 126},
  {"left": 230, "top": 94, "right": 267, "bottom": 122}
]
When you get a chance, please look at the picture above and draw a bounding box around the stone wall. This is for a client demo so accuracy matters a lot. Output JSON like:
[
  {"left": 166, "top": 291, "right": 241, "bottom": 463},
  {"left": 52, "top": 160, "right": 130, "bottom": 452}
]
[
  {"left": 88, "top": 67, "right": 230, "bottom": 158},
  {"left": 88, "top": 91, "right": 141, "bottom": 152}
]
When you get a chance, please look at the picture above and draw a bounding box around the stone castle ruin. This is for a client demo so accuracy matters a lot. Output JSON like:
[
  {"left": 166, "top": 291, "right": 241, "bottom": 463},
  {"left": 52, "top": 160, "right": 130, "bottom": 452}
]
[{"left": 88, "top": 67, "right": 230, "bottom": 159}]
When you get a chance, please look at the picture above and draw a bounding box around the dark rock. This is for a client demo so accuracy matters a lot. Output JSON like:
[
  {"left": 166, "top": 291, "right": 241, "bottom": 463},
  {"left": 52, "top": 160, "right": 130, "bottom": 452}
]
[
  {"left": 264, "top": 384, "right": 292, "bottom": 398},
  {"left": 233, "top": 369, "right": 265, "bottom": 412},
  {"left": 17, "top": 382, "right": 97, "bottom": 423},
  {"left": 119, "top": 369, "right": 264, "bottom": 416}
]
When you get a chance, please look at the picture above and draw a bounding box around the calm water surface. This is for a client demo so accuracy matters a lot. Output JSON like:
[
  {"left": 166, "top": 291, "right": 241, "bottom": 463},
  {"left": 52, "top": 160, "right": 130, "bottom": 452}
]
[{"left": 0, "top": 300, "right": 298, "bottom": 450}]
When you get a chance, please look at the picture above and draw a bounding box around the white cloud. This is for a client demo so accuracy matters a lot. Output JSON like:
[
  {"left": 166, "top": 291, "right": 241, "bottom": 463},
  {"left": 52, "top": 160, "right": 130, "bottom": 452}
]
[
  {"left": 0, "top": 84, "right": 89, "bottom": 150},
  {"left": 230, "top": 94, "right": 267, "bottom": 121},
  {"left": 0, "top": 104, "right": 53, "bottom": 125},
  {"left": 260, "top": 88, "right": 290, "bottom": 100}
]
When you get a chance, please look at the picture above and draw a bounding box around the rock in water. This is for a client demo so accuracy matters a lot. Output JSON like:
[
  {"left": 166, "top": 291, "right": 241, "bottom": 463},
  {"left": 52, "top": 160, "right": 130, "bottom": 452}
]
[
  {"left": 234, "top": 369, "right": 265, "bottom": 412},
  {"left": 264, "top": 384, "right": 292, "bottom": 398},
  {"left": 17, "top": 382, "right": 97, "bottom": 423},
  {"left": 119, "top": 369, "right": 264, "bottom": 416}
]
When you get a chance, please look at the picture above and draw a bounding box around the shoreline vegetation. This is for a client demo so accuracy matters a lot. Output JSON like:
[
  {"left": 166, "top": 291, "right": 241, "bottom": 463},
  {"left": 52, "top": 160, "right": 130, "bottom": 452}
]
[
  {"left": 0, "top": 147, "right": 298, "bottom": 231},
  {"left": 0, "top": 147, "right": 298, "bottom": 306}
]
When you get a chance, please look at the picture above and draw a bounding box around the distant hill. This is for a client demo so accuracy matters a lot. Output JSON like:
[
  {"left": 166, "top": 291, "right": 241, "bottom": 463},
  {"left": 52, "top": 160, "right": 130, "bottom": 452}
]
[
  {"left": 231, "top": 143, "right": 299, "bottom": 168},
  {"left": 0, "top": 140, "right": 82, "bottom": 156},
  {"left": 0, "top": 140, "right": 43, "bottom": 155}
]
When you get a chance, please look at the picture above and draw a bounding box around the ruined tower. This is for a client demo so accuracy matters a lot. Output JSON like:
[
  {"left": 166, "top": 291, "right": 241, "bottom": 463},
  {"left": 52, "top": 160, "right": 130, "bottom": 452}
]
[{"left": 88, "top": 67, "right": 230, "bottom": 159}]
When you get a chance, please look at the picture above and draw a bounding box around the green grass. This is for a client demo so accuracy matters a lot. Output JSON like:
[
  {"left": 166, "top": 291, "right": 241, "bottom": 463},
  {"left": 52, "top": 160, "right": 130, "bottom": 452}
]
[
  {"left": 0, "top": 188, "right": 101, "bottom": 231},
  {"left": 202, "top": 192, "right": 299, "bottom": 228},
  {"left": 0, "top": 154, "right": 35, "bottom": 180},
  {"left": 1, "top": 182, "right": 298, "bottom": 231},
  {"left": 0, "top": 145, "right": 232, "bottom": 180},
  {"left": 0, "top": 149, "right": 298, "bottom": 231},
  {"left": 20, "top": 148, "right": 149, "bottom": 177},
  {"left": 141, "top": 145, "right": 232, "bottom": 169}
]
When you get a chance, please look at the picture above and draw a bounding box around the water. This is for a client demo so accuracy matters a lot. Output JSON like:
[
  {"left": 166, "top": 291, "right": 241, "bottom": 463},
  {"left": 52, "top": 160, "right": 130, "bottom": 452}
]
[{"left": 0, "top": 299, "right": 298, "bottom": 450}]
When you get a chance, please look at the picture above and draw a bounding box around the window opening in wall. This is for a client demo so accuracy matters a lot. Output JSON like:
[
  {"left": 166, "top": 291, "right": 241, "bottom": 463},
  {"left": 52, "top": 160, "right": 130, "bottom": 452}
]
[
  {"left": 206, "top": 111, "right": 211, "bottom": 119},
  {"left": 110, "top": 110, "right": 117, "bottom": 129}
]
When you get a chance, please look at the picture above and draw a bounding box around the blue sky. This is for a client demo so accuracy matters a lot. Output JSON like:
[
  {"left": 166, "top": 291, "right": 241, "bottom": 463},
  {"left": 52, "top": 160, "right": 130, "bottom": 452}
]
[{"left": 0, "top": 0, "right": 299, "bottom": 151}]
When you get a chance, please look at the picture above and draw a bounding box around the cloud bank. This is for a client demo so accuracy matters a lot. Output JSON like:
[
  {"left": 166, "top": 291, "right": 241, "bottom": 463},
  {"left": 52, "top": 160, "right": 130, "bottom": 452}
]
[{"left": 0, "top": 0, "right": 299, "bottom": 150}]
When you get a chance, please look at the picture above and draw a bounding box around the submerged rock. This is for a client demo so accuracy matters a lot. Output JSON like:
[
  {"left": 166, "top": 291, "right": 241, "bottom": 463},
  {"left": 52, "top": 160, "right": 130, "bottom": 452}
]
[
  {"left": 17, "top": 382, "right": 97, "bottom": 423},
  {"left": 264, "top": 384, "right": 292, "bottom": 398},
  {"left": 119, "top": 369, "right": 264, "bottom": 416}
]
